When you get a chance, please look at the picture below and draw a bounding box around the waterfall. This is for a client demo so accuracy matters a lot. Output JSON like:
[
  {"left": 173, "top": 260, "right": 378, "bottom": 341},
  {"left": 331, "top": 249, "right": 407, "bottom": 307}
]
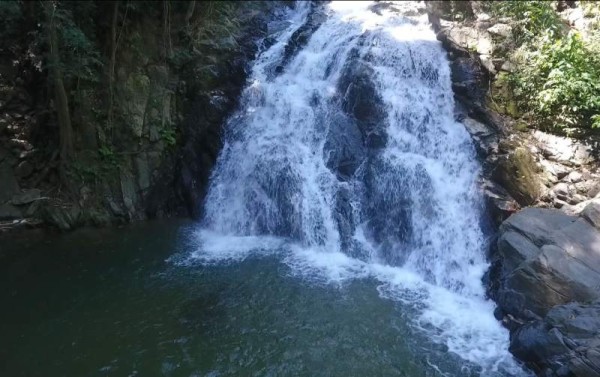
[{"left": 187, "top": 2, "right": 528, "bottom": 375}]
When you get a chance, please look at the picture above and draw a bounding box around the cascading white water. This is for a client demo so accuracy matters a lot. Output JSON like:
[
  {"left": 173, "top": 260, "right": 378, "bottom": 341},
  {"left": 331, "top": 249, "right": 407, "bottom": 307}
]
[{"left": 187, "top": 2, "right": 528, "bottom": 376}]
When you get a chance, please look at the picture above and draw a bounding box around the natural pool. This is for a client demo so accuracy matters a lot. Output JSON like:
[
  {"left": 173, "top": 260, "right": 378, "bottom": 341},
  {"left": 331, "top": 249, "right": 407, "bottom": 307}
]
[{"left": 0, "top": 221, "right": 525, "bottom": 376}]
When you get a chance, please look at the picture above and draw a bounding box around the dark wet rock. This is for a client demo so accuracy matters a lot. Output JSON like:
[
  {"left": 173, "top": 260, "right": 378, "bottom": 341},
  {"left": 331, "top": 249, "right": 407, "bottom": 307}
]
[
  {"left": 492, "top": 147, "right": 544, "bottom": 206},
  {"left": 0, "top": 202, "right": 22, "bottom": 220},
  {"left": 275, "top": 2, "right": 327, "bottom": 75},
  {"left": 481, "top": 179, "right": 520, "bottom": 226},
  {"left": 461, "top": 116, "right": 498, "bottom": 157},
  {"left": 363, "top": 157, "right": 412, "bottom": 265},
  {"left": 489, "top": 208, "right": 600, "bottom": 321},
  {"left": 0, "top": 162, "right": 19, "bottom": 203},
  {"left": 338, "top": 60, "right": 388, "bottom": 149},
  {"left": 323, "top": 110, "right": 366, "bottom": 180},
  {"left": 333, "top": 187, "right": 359, "bottom": 253},
  {"left": 450, "top": 57, "right": 487, "bottom": 105},
  {"left": 11, "top": 189, "right": 41, "bottom": 205},
  {"left": 510, "top": 301, "right": 600, "bottom": 377},
  {"left": 14, "top": 160, "right": 34, "bottom": 178},
  {"left": 41, "top": 203, "right": 82, "bottom": 231}
]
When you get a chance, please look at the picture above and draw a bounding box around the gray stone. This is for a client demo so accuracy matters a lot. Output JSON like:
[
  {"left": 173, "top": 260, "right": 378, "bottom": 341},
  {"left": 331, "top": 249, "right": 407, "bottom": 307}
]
[
  {"left": 476, "top": 12, "right": 491, "bottom": 22},
  {"left": 568, "top": 194, "right": 586, "bottom": 205},
  {"left": 479, "top": 54, "right": 496, "bottom": 74},
  {"left": 0, "top": 202, "right": 22, "bottom": 220},
  {"left": 492, "top": 147, "right": 544, "bottom": 206},
  {"left": 510, "top": 301, "right": 600, "bottom": 377},
  {"left": 539, "top": 159, "right": 570, "bottom": 182},
  {"left": 491, "top": 208, "right": 600, "bottom": 320},
  {"left": 120, "top": 167, "right": 138, "bottom": 218},
  {"left": 487, "top": 23, "right": 512, "bottom": 38},
  {"left": 482, "top": 179, "right": 520, "bottom": 225},
  {"left": 0, "top": 162, "right": 20, "bottom": 203},
  {"left": 500, "top": 60, "right": 516, "bottom": 73},
  {"left": 134, "top": 153, "right": 151, "bottom": 192},
  {"left": 553, "top": 182, "right": 570, "bottom": 201},
  {"left": 533, "top": 130, "right": 591, "bottom": 166},
  {"left": 122, "top": 73, "right": 150, "bottom": 138},
  {"left": 568, "top": 171, "right": 583, "bottom": 183},
  {"left": 42, "top": 204, "right": 81, "bottom": 231},
  {"left": 461, "top": 116, "right": 498, "bottom": 156},
  {"left": 581, "top": 200, "right": 600, "bottom": 229},
  {"left": 445, "top": 25, "right": 494, "bottom": 55},
  {"left": 11, "top": 189, "right": 41, "bottom": 205},
  {"left": 106, "top": 197, "right": 126, "bottom": 217}
]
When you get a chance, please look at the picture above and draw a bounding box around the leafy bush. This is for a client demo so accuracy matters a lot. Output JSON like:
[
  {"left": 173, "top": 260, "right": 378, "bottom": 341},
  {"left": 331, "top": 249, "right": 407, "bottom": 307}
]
[
  {"left": 510, "top": 31, "right": 600, "bottom": 133},
  {"left": 159, "top": 126, "right": 177, "bottom": 147},
  {"left": 41, "top": 3, "right": 103, "bottom": 85},
  {"left": 490, "top": 1, "right": 564, "bottom": 43},
  {"left": 487, "top": 1, "right": 600, "bottom": 134}
]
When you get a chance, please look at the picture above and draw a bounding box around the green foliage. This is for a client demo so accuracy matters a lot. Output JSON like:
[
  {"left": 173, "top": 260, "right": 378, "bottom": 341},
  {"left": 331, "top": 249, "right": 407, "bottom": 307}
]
[
  {"left": 193, "top": 2, "right": 241, "bottom": 49},
  {"left": 42, "top": 3, "right": 103, "bottom": 85},
  {"left": 60, "top": 23, "right": 103, "bottom": 83},
  {"left": 71, "top": 161, "right": 100, "bottom": 184},
  {"left": 486, "top": 1, "right": 600, "bottom": 134},
  {"left": 159, "top": 126, "right": 177, "bottom": 147},
  {"left": 510, "top": 31, "right": 600, "bottom": 133},
  {"left": 170, "top": 2, "right": 243, "bottom": 75},
  {"left": 490, "top": 1, "right": 563, "bottom": 44},
  {"left": 98, "top": 145, "right": 120, "bottom": 168}
]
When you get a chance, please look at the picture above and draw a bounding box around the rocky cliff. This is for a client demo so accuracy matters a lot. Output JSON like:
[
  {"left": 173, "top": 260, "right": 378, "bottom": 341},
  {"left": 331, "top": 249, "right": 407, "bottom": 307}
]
[{"left": 0, "top": 1, "right": 289, "bottom": 232}]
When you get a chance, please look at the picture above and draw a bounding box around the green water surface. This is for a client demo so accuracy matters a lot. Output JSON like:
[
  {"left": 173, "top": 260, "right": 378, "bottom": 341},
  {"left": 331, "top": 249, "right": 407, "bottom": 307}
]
[{"left": 0, "top": 221, "right": 496, "bottom": 376}]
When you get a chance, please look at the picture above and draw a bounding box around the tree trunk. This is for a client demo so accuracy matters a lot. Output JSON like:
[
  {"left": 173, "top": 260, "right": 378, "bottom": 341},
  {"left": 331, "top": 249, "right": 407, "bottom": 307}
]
[
  {"left": 185, "top": 0, "right": 196, "bottom": 26},
  {"left": 45, "top": 3, "right": 74, "bottom": 181}
]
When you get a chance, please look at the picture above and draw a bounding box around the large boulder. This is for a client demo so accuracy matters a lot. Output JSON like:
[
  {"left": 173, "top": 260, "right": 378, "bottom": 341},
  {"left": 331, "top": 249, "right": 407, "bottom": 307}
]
[
  {"left": 510, "top": 301, "right": 600, "bottom": 377},
  {"left": 490, "top": 206, "right": 600, "bottom": 322},
  {"left": 492, "top": 146, "right": 544, "bottom": 206}
]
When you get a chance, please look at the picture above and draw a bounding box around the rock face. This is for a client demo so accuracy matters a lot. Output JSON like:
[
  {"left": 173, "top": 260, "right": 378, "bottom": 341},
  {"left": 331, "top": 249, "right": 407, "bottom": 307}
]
[
  {"left": 490, "top": 204, "right": 600, "bottom": 376},
  {"left": 493, "top": 146, "right": 544, "bottom": 206},
  {"left": 0, "top": 2, "right": 288, "bottom": 233},
  {"left": 490, "top": 207, "right": 600, "bottom": 321},
  {"left": 510, "top": 301, "right": 600, "bottom": 376}
]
